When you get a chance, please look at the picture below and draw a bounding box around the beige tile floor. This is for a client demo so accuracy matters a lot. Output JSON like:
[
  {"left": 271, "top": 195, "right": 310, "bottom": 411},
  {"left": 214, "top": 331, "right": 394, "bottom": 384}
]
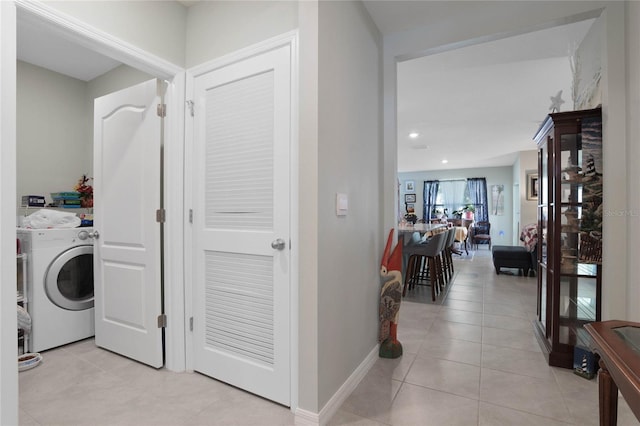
[
  {"left": 330, "top": 249, "right": 639, "bottom": 426},
  {"left": 18, "top": 249, "right": 639, "bottom": 425}
]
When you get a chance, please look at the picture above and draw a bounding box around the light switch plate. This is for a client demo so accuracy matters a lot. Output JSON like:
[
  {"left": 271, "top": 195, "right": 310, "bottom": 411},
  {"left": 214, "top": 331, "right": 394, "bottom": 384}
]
[{"left": 336, "top": 193, "right": 348, "bottom": 216}]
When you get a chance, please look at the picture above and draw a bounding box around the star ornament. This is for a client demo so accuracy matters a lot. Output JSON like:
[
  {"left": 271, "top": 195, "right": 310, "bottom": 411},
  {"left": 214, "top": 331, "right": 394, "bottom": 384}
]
[{"left": 549, "top": 90, "right": 565, "bottom": 113}]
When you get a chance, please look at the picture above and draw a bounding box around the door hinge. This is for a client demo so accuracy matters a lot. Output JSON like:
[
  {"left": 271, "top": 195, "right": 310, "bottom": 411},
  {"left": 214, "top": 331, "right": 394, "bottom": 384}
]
[
  {"left": 189, "top": 317, "right": 194, "bottom": 331},
  {"left": 157, "top": 103, "right": 166, "bottom": 117},
  {"left": 157, "top": 314, "right": 167, "bottom": 328},
  {"left": 156, "top": 208, "right": 166, "bottom": 223},
  {"left": 186, "top": 100, "right": 194, "bottom": 117},
  {"left": 189, "top": 209, "right": 193, "bottom": 224}
]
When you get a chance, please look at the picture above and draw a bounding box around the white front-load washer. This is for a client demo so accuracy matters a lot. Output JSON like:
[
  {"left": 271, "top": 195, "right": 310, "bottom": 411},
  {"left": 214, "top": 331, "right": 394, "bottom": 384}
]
[{"left": 18, "top": 228, "right": 95, "bottom": 352}]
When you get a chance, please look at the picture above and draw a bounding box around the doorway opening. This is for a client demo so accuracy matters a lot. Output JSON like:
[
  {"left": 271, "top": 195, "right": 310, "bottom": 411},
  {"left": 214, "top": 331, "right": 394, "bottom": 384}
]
[
  {"left": 395, "top": 15, "right": 601, "bottom": 246},
  {"left": 7, "top": 3, "right": 187, "bottom": 421}
]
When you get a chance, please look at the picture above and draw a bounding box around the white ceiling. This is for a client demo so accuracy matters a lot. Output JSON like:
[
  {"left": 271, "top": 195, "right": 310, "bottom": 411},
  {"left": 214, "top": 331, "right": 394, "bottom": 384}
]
[
  {"left": 362, "top": 2, "right": 595, "bottom": 172},
  {"left": 396, "top": 21, "right": 594, "bottom": 172},
  {"left": 17, "top": 14, "right": 121, "bottom": 82},
  {"left": 16, "top": 2, "right": 595, "bottom": 173}
]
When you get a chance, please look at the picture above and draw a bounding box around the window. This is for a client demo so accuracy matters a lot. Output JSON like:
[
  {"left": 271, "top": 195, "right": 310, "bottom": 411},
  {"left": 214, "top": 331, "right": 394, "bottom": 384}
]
[
  {"left": 434, "top": 180, "right": 467, "bottom": 216},
  {"left": 423, "top": 178, "right": 488, "bottom": 222}
]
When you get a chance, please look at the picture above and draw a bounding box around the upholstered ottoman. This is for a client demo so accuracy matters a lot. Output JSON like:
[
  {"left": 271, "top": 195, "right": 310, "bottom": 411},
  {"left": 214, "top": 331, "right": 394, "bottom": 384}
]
[{"left": 492, "top": 245, "right": 534, "bottom": 276}]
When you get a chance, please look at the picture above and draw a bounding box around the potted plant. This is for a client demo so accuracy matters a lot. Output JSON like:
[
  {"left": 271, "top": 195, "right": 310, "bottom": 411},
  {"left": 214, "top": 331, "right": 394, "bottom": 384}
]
[
  {"left": 404, "top": 206, "right": 418, "bottom": 224},
  {"left": 453, "top": 204, "right": 475, "bottom": 219},
  {"left": 404, "top": 212, "right": 418, "bottom": 225},
  {"left": 432, "top": 207, "right": 445, "bottom": 219},
  {"left": 75, "top": 175, "right": 93, "bottom": 208},
  {"left": 462, "top": 204, "right": 475, "bottom": 220}
]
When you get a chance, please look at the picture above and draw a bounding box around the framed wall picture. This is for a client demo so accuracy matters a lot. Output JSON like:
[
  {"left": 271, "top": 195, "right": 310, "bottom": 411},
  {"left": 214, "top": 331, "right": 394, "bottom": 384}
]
[
  {"left": 491, "top": 184, "right": 505, "bottom": 216},
  {"left": 405, "top": 180, "right": 415, "bottom": 192},
  {"left": 527, "top": 172, "right": 539, "bottom": 201},
  {"left": 404, "top": 193, "right": 416, "bottom": 203}
]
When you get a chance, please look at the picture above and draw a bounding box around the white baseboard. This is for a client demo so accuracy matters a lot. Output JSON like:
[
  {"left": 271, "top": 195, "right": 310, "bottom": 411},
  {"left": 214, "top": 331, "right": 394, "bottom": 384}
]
[
  {"left": 294, "top": 408, "right": 320, "bottom": 425},
  {"left": 294, "top": 344, "right": 379, "bottom": 426}
]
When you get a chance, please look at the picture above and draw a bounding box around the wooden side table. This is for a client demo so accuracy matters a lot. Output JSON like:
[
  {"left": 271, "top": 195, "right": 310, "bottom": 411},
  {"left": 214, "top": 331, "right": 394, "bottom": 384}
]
[{"left": 584, "top": 321, "right": 640, "bottom": 426}]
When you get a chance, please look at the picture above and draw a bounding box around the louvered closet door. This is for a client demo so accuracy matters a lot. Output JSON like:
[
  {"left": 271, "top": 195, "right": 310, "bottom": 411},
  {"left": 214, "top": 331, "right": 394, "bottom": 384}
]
[{"left": 191, "top": 44, "right": 291, "bottom": 406}]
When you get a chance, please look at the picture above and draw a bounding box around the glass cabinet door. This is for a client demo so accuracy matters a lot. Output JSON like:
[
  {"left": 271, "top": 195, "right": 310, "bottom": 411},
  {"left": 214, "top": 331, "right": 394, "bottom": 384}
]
[
  {"left": 556, "top": 117, "right": 602, "bottom": 349},
  {"left": 537, "top": 138, "right": 549, "bottom": 331},
  {"left": 539, "top": 139, "right": 549, "bottom": 266},
  {"left": 533, "top": 108, "right": 602, "bottom": 368}
]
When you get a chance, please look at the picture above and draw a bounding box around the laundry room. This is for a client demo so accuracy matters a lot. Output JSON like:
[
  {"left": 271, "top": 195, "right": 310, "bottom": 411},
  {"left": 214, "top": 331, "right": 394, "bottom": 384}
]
[
  {"left": 15, "top": 16, "right": 154, "bottom": 359},
  {"left": 16, "top": 53, "right": 153, "bottom": 220}
]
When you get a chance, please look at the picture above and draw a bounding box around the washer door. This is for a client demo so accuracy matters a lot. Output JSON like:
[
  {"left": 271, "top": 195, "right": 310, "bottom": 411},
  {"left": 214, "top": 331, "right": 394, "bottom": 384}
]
[{"left": 45, "top": 245, "right": 94, "bottom": 311}]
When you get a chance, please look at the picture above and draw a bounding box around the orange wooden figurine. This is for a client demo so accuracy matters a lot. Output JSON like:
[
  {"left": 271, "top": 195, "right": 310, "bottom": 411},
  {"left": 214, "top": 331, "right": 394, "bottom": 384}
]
[{"left": 379, "top": 229, "right": 403, "bottom": 358}]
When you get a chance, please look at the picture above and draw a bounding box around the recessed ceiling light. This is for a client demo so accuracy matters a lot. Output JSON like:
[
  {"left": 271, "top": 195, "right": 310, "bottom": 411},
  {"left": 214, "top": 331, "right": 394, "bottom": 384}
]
[
  {"left": 442, "top": 159, "right": 449, "bottom": 164},
  {"left": 408, "top": 132, "right": 419, "bottom": 139}
]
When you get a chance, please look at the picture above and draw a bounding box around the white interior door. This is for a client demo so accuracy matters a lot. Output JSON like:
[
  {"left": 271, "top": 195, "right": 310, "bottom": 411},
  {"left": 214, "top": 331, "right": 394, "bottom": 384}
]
[
  {"left": 191, "top": 44, "right": 292, "bottom": 405},
  {"left": 93, "top": 78, "right": 164, "bottom": 368}
]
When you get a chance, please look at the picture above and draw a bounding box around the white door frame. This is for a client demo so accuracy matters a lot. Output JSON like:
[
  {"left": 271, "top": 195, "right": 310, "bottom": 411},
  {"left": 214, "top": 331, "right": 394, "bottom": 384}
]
[
  {"left": 1, "top": 1, "right": 186, "bottom": 422},
  {"left": 0, "top": 2, "right": 18, "bottom": 424},
  {"left": 184, "top": 30, "right": 299, "bottom": 410}
]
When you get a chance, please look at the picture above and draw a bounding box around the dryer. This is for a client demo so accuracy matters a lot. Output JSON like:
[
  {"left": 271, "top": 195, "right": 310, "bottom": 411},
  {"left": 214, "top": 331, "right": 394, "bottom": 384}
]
[{"left": 18, "top": 228, "right": 96, "bottom": 352}]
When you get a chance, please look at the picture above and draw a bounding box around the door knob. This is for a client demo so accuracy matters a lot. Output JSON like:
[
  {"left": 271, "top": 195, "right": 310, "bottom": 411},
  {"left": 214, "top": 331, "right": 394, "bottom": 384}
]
[
  {"left": 271, "top": 238, "right": 286, "bottom": 250},
  {"left": 89, "top": 230, "right": 100, "bottom": 239}
]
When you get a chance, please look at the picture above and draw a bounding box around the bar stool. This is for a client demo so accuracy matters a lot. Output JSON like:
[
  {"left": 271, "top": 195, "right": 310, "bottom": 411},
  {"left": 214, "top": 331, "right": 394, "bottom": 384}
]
[
  {"left": 403, "top": 231, "right": 447, "bottom": 301},
  {"left": 402, "top": 232, "right": 423, "bottom": 290},
  {"left": 442, "top": 228, "right": 456, "bottom": 284},
  {"left": 433, "top": 230, "right": 449, "bottom": 292}
]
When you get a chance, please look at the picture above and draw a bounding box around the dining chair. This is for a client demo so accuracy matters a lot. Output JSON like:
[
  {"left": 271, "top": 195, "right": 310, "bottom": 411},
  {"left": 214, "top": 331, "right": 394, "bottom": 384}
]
[{"left": 472, "top": 221, "right": 492, "bottom": 249}]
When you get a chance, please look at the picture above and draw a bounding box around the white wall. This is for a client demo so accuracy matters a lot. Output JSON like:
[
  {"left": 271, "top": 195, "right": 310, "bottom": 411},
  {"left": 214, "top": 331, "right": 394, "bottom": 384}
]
[
  {"left": 511, "top": 150, "right": 537, "bottom": 246},
  {"left": 86, "top": 64, "right": 153, "bottom": 101},
  {"left": 45, "top": 0, "right": 187, "bottom": 67},
  {"left": 517, "top": 150, "right": 538, "bottom": 238},
  {"left": 575, "top": 14, "right": 603, "bottom": 109},
  {"left": 17, "top": 61, "right": 91, "bottom": 208},
  {"left": 625, "top": 1, "right": 640, "bottom": 322},
  {"left": 599, "top": 3, "right": 628, "bottom": 321},
  {"left": 297, "top": 0, "right": 319, "bottom": 413},
  {"left": 185, "top": 1, "right": 298, "bottom": 68},
  {"left": 399, "top": 166, "right": 514, "bottom": 246},
  {"left": 316, "top": 0, "right": 382, "bottom": 410}
]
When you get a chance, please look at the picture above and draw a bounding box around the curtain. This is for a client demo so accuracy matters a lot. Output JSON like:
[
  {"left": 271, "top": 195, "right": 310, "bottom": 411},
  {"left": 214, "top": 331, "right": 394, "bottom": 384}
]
[
  {"left": 423, "top": 180, "right": 440, "bottom": 221},
  {"left": 439, "top": 180, "right": 467, "bottom": 216},
  {"left": 467, "top": 178, "right": 488, "bottom": 222}
]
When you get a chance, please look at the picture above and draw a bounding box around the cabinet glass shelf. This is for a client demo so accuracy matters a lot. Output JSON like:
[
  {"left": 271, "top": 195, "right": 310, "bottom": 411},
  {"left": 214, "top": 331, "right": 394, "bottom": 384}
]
[{"left": 533, "top": 107, "right": 602, "bottom": 368}]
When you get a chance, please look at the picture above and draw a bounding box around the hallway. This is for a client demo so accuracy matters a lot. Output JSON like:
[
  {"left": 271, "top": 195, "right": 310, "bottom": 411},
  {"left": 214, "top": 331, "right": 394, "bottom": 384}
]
[{"left": 18, "top": 250, "right": 638, "bottom": 425}]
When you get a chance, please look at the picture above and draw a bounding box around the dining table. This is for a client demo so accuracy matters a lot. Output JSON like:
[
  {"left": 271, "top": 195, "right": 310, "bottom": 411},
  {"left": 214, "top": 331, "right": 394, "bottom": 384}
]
[
  {"left": 454, "top": 226, "right": 467, "bottom": 243},
  {"left": 397, "top": 222, "right": 447, "bottom": 244},
  {"left": 453, "top": 226, "right": 469, "bottom": 254}
]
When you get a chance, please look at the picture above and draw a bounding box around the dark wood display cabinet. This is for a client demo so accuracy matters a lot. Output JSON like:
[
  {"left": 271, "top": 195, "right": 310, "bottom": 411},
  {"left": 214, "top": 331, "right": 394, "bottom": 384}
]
[{"left": 533, "top": 107, "right": 603, "bottom": 368}]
